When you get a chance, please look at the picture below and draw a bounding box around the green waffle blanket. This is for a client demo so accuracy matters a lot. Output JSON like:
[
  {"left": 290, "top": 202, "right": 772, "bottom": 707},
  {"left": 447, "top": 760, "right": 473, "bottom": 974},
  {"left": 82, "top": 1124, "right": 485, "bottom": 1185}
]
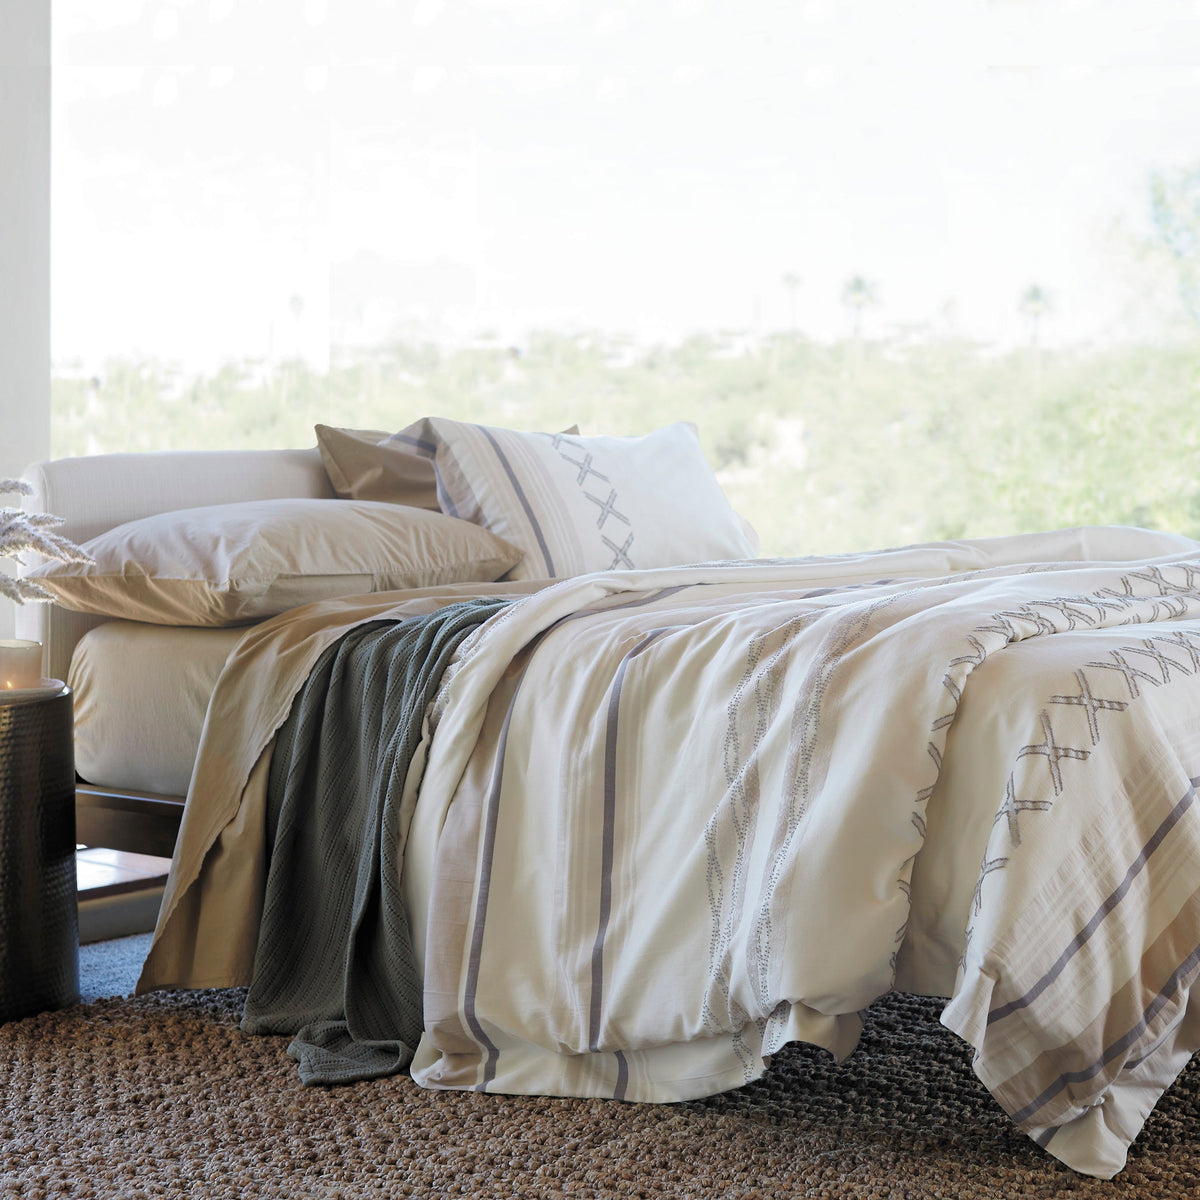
[{"left": 241, "top": 597, "right": 511, "bottom": 1084}]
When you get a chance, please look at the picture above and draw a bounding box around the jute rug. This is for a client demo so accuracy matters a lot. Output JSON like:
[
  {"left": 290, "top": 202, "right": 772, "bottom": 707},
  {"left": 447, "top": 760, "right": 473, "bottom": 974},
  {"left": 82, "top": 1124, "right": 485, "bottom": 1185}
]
[{"left": 2, "top": 984, "right": 1199, "bottom": 1198}]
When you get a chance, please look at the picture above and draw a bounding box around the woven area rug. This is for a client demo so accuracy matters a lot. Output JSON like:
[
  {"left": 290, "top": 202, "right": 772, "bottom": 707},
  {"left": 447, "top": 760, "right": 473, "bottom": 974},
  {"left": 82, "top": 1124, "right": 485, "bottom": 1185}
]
[{"left": 3, "top": 984, "right": 1200, "bottom": 1198}]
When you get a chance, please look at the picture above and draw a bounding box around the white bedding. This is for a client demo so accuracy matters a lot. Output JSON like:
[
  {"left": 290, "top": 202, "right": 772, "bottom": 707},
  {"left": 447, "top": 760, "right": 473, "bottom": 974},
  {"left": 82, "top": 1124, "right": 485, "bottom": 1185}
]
[
  {"left": 141, "top": 525, "right": 1200, "bottom": 1178},
  {"left": 70, "top": 620, "right": 245, "bottom": 795}
]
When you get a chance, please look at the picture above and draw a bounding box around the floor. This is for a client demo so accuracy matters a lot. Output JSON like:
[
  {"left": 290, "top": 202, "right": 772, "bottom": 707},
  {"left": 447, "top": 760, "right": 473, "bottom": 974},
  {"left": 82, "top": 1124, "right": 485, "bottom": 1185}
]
[
  {"left": 78, "top": 931, "right": 153, "bottom": 1002},
  {"left": 76, "top": 848, "right": 171, "bottom": 944}
]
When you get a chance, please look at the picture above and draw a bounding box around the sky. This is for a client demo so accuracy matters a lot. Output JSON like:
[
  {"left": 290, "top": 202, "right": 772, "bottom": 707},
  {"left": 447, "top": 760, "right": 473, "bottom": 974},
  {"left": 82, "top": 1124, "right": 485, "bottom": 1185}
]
[{"left": 51, "top": 0, "right": 1200, "bottom": 370}]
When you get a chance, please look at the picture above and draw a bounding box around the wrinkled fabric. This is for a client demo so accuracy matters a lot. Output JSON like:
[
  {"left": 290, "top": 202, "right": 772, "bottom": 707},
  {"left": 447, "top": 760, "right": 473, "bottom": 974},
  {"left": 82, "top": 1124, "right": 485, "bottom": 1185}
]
[{"left": 240, "top": 600, "right": 510, "bottom": 1084}]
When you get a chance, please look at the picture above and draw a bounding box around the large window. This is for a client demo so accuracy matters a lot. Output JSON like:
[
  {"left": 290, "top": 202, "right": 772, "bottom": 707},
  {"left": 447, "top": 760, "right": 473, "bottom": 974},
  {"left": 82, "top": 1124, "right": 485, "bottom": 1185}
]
[{"left": 52, "top": 1, "right": 1200, "bottom": 555}]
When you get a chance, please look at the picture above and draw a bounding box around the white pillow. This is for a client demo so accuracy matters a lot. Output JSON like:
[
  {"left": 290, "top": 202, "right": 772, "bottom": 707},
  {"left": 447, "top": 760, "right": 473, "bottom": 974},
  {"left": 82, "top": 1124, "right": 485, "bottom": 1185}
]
[
  {"left": 407, "top": 418, "right": 757, "bottom": 580},
  {"left": 28, "top": 498, "right": 524, "bottom": 626}
]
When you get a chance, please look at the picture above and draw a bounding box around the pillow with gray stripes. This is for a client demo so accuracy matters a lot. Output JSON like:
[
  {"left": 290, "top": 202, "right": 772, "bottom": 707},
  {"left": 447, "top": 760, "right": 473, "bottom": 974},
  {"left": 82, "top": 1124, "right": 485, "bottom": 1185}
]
[{"left": 401, "top": 418, "right": 757, "bottom": 581}]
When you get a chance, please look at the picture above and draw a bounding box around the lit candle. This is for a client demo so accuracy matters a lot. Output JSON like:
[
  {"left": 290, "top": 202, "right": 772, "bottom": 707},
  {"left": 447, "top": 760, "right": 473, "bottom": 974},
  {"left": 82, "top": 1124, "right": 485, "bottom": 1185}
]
[{"left": 0, "top": 639, "right": 43, "bottom": 690}]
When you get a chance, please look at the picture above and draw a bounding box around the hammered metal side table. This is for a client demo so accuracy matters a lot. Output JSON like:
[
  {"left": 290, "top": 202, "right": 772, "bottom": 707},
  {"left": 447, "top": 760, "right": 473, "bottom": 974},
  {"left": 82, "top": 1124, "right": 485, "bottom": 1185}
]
[{"left": 0, "top": 685, "right": 79, "bottom": 1020}]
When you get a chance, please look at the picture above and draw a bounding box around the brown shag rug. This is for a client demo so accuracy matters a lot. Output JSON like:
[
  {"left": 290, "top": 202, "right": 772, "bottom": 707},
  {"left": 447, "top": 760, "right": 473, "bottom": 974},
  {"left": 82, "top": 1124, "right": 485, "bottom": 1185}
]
[{"left": 2, "top": 987, "right": 1199, "bottom": 1198}]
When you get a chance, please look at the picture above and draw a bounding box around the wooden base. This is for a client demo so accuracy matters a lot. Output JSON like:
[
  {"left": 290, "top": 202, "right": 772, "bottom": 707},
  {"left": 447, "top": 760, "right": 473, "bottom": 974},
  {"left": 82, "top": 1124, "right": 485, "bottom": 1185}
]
[
  {"left": 76, "top": 784, "right": 184, "bottom": 860},
  {"left": 73, "top": 788, "right": 182, "bottom": 943},
  {"left": 76, "top": 847, "right": 171, "bottom": 901}
]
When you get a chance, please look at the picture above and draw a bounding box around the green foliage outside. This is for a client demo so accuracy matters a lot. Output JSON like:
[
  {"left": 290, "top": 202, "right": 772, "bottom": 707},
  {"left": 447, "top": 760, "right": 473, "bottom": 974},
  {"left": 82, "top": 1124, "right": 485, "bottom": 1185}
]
[{"left": 51, "top": 330, "right": 1200, "bottom": 558}]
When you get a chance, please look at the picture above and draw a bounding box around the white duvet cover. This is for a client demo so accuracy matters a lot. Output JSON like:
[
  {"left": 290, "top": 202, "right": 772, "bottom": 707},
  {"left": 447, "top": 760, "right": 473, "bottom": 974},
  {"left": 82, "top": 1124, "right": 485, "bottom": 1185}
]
[{"left": 142, "top": 526, "right": 1200, "bottom": 1178}]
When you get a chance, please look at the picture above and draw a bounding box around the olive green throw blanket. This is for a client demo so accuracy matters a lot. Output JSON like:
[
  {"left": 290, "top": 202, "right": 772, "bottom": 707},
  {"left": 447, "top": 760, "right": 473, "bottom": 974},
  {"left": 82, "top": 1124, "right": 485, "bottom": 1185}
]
[{"left": 240, "top": 598, "right": 511, "bottom": 1084}]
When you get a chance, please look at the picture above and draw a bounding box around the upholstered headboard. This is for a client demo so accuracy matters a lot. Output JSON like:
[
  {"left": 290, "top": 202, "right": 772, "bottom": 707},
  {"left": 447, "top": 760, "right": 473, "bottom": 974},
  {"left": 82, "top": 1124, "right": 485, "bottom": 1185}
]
[{"left": 17, "top": 447, "right": 335, "bottom": 682}]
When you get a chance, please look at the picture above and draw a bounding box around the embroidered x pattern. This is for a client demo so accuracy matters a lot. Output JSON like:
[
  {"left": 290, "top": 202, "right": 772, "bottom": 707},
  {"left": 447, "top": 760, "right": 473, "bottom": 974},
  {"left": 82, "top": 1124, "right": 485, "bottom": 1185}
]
[
  {"left": 1017, "top": 709, "right": 1089, "bottom": 795},
  {"left": 1049, "top": 669, "right": 1127, "bottom": 745},
  {"left": 993, "top": 774, "right": 1053, "bottom": 847},
  {"left": 584, "top": 488, "right": 630, "bottom": 530}
]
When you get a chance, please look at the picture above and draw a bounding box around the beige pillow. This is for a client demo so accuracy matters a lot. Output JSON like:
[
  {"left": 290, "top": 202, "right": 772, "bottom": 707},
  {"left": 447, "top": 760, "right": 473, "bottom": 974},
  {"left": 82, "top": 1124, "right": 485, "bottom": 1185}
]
[
  {"left": 316, "top": 424, "right": 441, "bottom": 510},
  {"left": 28, "top": 498, "right": 524, "bottom": 626},
  {"left": 410, "top": 419, "right": 758, "bottom": 581}
]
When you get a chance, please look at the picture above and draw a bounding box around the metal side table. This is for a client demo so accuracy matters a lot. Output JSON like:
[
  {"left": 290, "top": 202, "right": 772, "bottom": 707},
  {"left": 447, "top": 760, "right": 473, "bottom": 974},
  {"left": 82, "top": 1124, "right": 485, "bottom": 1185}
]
[{"left": 0, "top": 684, "right": 79, "bottom": 1020}]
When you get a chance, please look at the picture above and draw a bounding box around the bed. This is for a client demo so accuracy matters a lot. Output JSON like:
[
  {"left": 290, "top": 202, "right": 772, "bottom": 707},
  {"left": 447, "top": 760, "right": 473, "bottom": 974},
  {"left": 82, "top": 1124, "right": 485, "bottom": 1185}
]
[{"left": 19, "top": 420, "right": 1200, "bottom": 1180}]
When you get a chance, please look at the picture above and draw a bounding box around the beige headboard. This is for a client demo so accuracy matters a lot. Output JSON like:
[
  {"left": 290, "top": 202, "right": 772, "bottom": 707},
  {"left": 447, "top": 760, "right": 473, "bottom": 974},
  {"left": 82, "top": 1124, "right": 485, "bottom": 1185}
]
[{"left": 16, "top": 447, "right": 335, "bottom": 682}]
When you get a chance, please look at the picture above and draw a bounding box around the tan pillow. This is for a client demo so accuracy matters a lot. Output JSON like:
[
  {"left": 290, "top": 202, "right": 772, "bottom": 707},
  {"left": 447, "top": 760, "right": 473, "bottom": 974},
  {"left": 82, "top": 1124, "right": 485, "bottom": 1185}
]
[
  {"left": 316, "top": 422, "right": 582, "bottom": 511},
  {"left": 316, "top": 424, "right": 441, "bottom": 510},
  {"left": 28, "top": 498, "right": 523, "bottom": 626},
  {"left": 410, "top": 419, "right": 757, "bottom": 581}
]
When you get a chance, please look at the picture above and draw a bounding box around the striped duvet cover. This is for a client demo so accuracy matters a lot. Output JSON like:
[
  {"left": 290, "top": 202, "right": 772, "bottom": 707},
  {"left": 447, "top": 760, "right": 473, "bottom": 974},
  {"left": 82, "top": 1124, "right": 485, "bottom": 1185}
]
[
  {"left": 142, "top": 525, "right": 1200, "bottom": 1177},
  {"left": 402, "top": 534, "right": 1200, "bottom": 1178}
]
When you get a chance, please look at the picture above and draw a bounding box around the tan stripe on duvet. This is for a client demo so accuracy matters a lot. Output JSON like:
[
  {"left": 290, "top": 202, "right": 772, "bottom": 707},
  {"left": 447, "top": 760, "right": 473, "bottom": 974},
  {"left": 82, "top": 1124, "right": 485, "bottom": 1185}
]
[
  {"left": 988, "top": 780, "right": 1200, "bottom": 1029},
  {"left": 988, "top": 886, "right": 1200, "bottom": 1132}
]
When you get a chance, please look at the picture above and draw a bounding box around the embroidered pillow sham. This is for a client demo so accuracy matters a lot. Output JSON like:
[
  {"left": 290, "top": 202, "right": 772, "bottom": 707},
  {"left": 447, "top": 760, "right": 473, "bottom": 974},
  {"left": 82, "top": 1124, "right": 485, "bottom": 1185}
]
[
  {"left": 405, "top": 418, "right": 757, "bottom": 581},
  {"left": 28, "top": 497, "right": 523, "bottom": 626}
]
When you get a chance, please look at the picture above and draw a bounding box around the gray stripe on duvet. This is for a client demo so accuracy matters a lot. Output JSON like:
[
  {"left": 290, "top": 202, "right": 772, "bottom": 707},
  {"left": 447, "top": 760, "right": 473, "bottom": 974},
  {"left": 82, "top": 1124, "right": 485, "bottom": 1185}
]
[
  {"left": 459, "top": 586, "right": 702, "bottom": 1092},
  {"left": 987, "top": 778, "right": 1200, "bottom": 1028},
  {"left": 1012, "top": 938, "right": 1200, "bottom": 1129},
  {"left": 589, "top": 628, "right": 673, "bottom": 1060},
  {"left": 463, "top": 663, "right": 532, "bottom": 1091},
  {"left": 614, "top": 1049, "right": 630, "bottom": 1101}
]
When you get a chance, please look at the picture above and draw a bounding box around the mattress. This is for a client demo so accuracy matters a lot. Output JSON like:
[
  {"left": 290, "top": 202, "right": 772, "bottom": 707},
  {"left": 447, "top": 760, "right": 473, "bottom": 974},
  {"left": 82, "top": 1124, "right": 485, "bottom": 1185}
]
[{"left": 69, "top": 620, "right": 247, "bottom": 796}]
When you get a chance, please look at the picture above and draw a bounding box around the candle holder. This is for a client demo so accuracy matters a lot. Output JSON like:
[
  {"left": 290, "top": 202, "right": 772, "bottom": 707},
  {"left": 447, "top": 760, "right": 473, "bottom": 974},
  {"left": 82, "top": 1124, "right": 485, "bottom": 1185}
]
[{"left": 0, "top": 639, "right": 44, "bottom": 692}]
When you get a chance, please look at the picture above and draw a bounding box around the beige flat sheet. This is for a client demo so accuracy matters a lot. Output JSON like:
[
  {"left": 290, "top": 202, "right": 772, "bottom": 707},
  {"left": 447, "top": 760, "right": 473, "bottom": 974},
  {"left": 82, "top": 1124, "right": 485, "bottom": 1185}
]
[{"left": 138, "top": 580, "right": 544, "bottom": 992}]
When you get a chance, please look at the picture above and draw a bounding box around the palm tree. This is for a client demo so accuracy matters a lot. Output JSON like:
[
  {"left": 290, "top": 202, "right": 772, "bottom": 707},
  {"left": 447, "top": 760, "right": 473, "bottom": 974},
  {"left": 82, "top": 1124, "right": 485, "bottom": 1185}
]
[
  {"left": 1019, "top": 284, "right": 1053, "bottom": 397},
  {"left": 841, "top": 274, "right": 879, "bottom": 341},
  {"left": 1019, "top": 284, "right": 1052, "bottom": 348}
]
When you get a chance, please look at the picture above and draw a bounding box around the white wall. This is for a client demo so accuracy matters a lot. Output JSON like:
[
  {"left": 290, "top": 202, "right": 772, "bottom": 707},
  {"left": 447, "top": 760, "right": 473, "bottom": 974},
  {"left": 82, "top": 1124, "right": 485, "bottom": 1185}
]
[{"left": 0, "top": 0, "right": 51, "bottom": 637}]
